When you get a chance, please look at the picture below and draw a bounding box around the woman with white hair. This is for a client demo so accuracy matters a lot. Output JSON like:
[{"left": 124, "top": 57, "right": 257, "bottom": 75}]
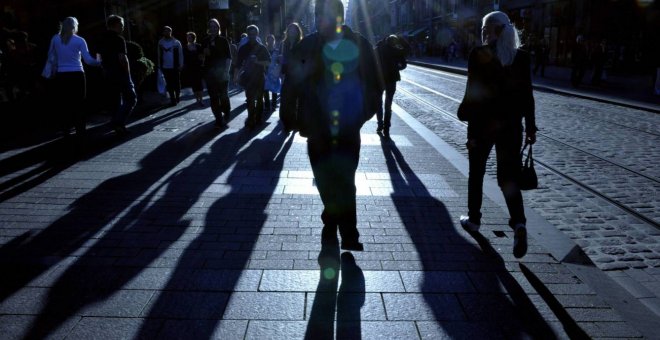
[
  {"left": 457, "top": 11, "right": 537, "bottom": 258},
  {"left": 47, "top": 16, "right": 101, "bottom": 144}
]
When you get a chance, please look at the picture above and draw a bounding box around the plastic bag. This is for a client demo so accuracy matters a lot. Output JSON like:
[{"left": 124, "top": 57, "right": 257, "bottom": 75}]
[{"left": 157, "top": 69, "right": 167, "bottom": 95}]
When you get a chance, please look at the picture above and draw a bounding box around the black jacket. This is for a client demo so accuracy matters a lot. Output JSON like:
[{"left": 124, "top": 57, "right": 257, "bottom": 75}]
[
  {"left": 375, "top": 39, "right": 407, "bottom": 84},
  {"left": 280, "top": 26, "right": 382, "bottom": 140},
  {"left": 458, "top": 44, "right": 537, "bottom": 136}
]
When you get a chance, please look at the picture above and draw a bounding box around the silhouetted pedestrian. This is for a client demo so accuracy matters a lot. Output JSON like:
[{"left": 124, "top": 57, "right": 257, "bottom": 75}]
[
  {"left": 201, "top": 18, "right": 232, "bottom": 128},
  {"left": 533, "top": 38, "right": 548, "bottom": 77},
  {"left": 157, "top": 25, "right": 184, "bottom": 106},
  {"left": 375, "top": 34, "right": 407, "bottom": 137},
  {"left": 98, "top": 14, "right": 137, "bottom": 135},
  {"left": 183, "top": 31, "right": 204, "bottom": 106},
  {"left": 591, "top": 39, "right": 607, "bottom": 85},
  {"left": 48, "top": 16, "right": 101, "bottom": 143},
  {"left": 457, "top": 11, "right": 537, "bottom": 258},
  {"left": 570, "top": 35, "right": 588, "bottom": 87},
  {"left": 278, "top": 22, "right": 304, "bottom": 133},
  {"left": 280, "top": 0, "right": 382, "bottom": 251},
  {"left": 235, "top": 24, "right": 270, "bottom": 129},
  {"left": 263, "top": 34, "right": 281, "bottom": 111}
]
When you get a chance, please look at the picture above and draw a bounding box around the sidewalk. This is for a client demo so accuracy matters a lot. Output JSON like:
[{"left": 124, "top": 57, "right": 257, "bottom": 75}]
[
  {"left": 409, "top": 56, "right": 659, "bottom": 114},
  {"left": 0, "top": 89, "right": 658, "bottom": 338}
]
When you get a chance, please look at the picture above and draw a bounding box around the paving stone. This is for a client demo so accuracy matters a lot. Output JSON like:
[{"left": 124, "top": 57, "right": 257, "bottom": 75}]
[
  {"left": 564, "top": 308, "right": 625, "bottom": 322},
  {"left": 305, "top": 293, "right": 386, "bottom": 321},
  {"left": 417, "top": 321, "right": 505, "bottom": 339},
  {"left": 383, "top": 293, "right": 465, "bottom": 321},
  {"left": 245, "top": 321, "right": 308, "bottom": 339},
  {"left": 222, "top": 292, "right": 304, "bottom": 320},
  {"left": 400, "top": 271, "right": 475, "bottom": 293},
  {"left": 67, "top": 317, "right": 162, "bottom": 339},
  {"left": 0, "top": 315, "right": 80, "bottom": 340},
  {"left": 140, "top": 291, "right": 229, "bottom": 319},
  {"left": 157, "top": 319, "right": 248, "bottom": 339},
  {"left": 1, "top": 86, "right": 656, "bottom": 339}
]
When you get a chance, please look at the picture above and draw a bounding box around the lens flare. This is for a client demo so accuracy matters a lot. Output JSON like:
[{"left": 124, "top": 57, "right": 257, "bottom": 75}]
[
  {"left": 331, "top": 62, "right": 343, "bottom": 82},
  {"left": 323, "top": 267, "right": 336, "bottom": 280}
]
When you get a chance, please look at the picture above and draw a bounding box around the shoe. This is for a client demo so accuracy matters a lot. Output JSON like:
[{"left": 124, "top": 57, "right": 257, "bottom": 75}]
[
  {"left": 513, "top": 223, "right": 527, "bottom": 258},
  {"left": 341, "top": 239, "right": 364, "bottom": 251},
  {"left": 460, "top": 215, "right": 480, "bottom": 232},
  {"left": 112, "top": 124, "right": 130, "bottom": 136},
  {"left": 214, "top": 118, "right": 226, "bottom": 129}
]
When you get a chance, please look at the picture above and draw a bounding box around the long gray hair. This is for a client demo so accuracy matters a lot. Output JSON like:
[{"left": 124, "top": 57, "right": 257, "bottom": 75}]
[
  {"left": 482, "top": 11, "right": 520, "bottom": 66},
  {"left": 59, "top": 17, "right": 78, "bottom": 45}
]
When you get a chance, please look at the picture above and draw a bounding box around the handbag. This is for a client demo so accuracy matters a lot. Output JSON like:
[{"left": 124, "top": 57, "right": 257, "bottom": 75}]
[
  {"left": 156, "top": 69, "right": 167, "bottom": 95},
  {"left": 519, "top": 143, "right": 538, "bottom": 190},
  {"left": 41, "top": 38, "right": 57, "bottom": 79}
]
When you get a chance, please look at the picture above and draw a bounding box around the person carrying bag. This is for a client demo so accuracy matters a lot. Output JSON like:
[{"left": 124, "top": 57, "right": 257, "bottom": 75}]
[{"left": 457, "top": 11, "right": 538, "bottom": 259}]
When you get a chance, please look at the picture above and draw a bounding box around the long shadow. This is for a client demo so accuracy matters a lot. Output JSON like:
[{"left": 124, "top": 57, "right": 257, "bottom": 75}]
[
  {"left": 305, "top": 244, "right": 341, "bottom": 340},
  {"left": 0, "top": 122, "right": 219, "bottom": 305},
  {"left": 0, "top": 100, "right": 247, "bottom": 203},
  {"left": 21, "top": 126, "right": 249, "bottom": 339},
  {"left": 304, "top": 250, "right": 365, "bottom": 340},
  {"left": 380, "top": 138, "right": 557, "bottom": 338},
  {"left": 0, "top": 105, "right": 191, "bottom": 202},
  {"left": 336, "top": 252, "right": 365, "bottom": 339},
  {"left": 134, "top": 124, "right": 294, "bottom": 338}
]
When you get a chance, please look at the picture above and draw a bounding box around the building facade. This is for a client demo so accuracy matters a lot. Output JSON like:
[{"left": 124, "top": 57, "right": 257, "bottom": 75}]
[
  {"left": 383, "top": 0, "right": 658, "bottom": 73},
  {"left": 1, "top": 0, "right": 657, "bottom": 74}
]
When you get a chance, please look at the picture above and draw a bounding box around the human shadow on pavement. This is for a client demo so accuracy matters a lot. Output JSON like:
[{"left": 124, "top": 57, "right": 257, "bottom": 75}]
[
  {"left": 305, "top": 249, "right": 365, "bottom": 340},
  {"left": 0, "top": 103, "right": 219, "bottom": 203},
  {"left": 380, "top": 138, "right": 557, "bottom": 339},
  {"left": 336, "top": 252, "right": 365, "bottom": 339},
  {"left": 133, "top": 124, "right": 294, "bottom": 338},
  {"left": 19, "top": 126, "right": 251, "bottom": 339},
  {"left": 0, "top": 123, "right": 219, "bottom": 315},
  {"left": 305, "top": 244, "right": 340, "bottom": 340}
]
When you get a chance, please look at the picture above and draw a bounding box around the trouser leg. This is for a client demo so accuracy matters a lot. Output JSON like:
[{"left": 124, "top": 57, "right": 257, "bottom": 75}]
[
  {"left": 117, "top": 77, "right": 137, "bottom": 125},
  {"left": 383, "top": 82, "right": 396, "bottom": 129},
  {"left": 495, "top": 129, "right": 526, "bottom": 227},
  {"left": 376, "top": 90, "right": 384, "bottom": 130},
  {"left": 308, "top": 139, "right": 361, "bottom": 241},
  {"left": 467, "top": 139, "right": 493, "bottom": 224},
  {"left": 218, "top": 81, "right": 230, "bottom": 119},
  {"left": 206, "top": 79, "right": 223, "bottom": 122}
]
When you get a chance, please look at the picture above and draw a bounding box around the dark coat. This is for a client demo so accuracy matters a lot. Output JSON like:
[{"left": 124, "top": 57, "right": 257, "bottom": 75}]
[
  {"left": 458, "top": 44, "right": 537, "bottom": 138},
  {"left": 280, "top": 26, "right": 382, "bottom": 140},
  {"left": 236, "top": 40, "right": 270, "bottom": 90},
  {"left": 375, "top": 39, "right": 407, "bottom": 83}
]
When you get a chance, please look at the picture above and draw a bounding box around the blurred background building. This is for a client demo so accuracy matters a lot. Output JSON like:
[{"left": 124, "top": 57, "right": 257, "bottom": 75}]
[{"left": 0, "top": 0, "right": 658, "bottom": 77}]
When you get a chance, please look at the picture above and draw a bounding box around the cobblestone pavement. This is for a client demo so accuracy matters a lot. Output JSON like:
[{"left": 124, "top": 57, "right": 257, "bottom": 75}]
[
  {"left": 1, "top": 89, "right": 657, "bottom": 338},
  {"left": 399, "top": 62, "right": 660, "bottom": 317}
]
